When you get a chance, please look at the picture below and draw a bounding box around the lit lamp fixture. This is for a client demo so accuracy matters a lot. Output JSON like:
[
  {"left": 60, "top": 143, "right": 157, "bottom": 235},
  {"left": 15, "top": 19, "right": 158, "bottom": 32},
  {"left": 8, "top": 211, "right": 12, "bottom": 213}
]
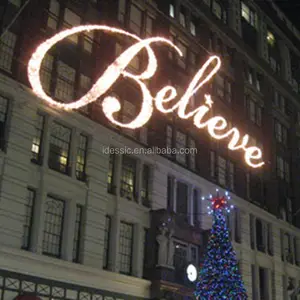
[
  {"left": 27, "top": 25, "right": 265, "bottom": 168},
  {"left": 187, "top": 264, "right": 198, "bottom": 282},
  {"left": 267, "top": 31, "right": 275, "bottom": 46}
]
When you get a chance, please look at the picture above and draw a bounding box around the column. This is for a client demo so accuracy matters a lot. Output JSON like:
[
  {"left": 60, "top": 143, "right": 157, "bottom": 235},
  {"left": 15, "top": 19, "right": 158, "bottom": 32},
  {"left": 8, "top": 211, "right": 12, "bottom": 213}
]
[
  {"left": 132, "top": 223, "right": 144, "bottom": 278},
  {"left": 30, "top": 115, "right": 52, "bottom": 254},
  {"left": 61, "top": 200, "right": 77, "bottom": 261},
  {"left": 109, "top": 154, "right": 122, "bottom": 272}
]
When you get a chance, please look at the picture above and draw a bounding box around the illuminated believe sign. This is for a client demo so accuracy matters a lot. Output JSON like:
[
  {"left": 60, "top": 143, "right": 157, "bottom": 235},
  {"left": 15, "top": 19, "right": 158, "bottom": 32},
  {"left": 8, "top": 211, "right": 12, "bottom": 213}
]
[{"left": 27, "top": 25, "right": 264, "bottom": 168}]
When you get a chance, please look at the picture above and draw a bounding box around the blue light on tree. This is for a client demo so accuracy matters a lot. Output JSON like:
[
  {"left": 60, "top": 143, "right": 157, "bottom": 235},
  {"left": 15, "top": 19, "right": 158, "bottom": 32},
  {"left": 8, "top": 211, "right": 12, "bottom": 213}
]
[{"left": 195, "top": 189, "right": 248, "bottom": 299}]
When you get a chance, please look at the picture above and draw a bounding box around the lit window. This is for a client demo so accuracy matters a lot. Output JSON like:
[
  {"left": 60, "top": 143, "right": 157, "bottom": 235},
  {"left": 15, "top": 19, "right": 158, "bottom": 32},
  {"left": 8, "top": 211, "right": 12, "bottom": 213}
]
[
  {"left": 22, "top": 189, "right": 36, "bottom": 250},
  {"left": 63, "top": 9, "right": 81, "bottom": 43},
  {"left": 169, "top": 3, "right": 175, "bottom": 18},
  {"left": 179, "top": 10, "right": 186, "bottom": 27},
  {"left": 72, "top": 205, "right": 83, "bottom": 262},
  {"left": 103, "top": 216, "right": 111, "bottom": 269},
  {"left": 267, "top": 31, "right": 275, "bottom": 46},
  {"left": 190, "top": 21, "right": 196, "bottom": 36},
  {"left": 121, "top": 155, "right": 136, "bottom": 201},
  {"left": 177, "top": 41, "right": 187, "bottom": 69},
  {"left": 42, "top": 196, "right": 65, "bottom": 257},
  {"left": 119, "top": 222, "right": 133, "bottom": 275},
  {"left": 241, "top": 2, "right": 257, "bottom": 28},
  {"left": 48, "top": 122, "right": 71, "bottom": 174},
  {"left": 55, "top": 61, "right": 76, "bottom": 102},
  {"left": 40, "top": 54, "right": 54, "bottom": 94},
  {"left": 118, "top": 0, "right": 126, "bottom": 23},
  {"left": 176, "top": 130, "right": 187, "bottom": 165},
  {"left": 0, "top": 31, "right": 17, "bottom": 73},
  {"left": 31, "top": 113, "right": 45, "bottom": 163},
  {"left": 212, "top": 1, "right": 222, "bottom": 20},
  {"left": 129, "top": 5, "right": 142, "bottom": 35},
  {"left": 76, "top": 134, "right": 88, "bottom": 181},
  {"left": 47, "top": 0, "right": 60, "bottom": 30}
]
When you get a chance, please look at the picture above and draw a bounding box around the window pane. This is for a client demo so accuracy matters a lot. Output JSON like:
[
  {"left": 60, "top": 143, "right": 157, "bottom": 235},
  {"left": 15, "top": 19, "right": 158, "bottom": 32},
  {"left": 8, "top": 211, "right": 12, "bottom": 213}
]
[
  {"left": 48, "top": 122, "right": 71, "bottom": 174},
  {"left": 22, "top": 189, "right": 36, "bottom": 250},
  {"left": 176, "top": 130, "right": 187, "bottom": 165},
  {"left": 121, "top": 156, "right": 136, "bottom": 201},
  {"left": 103, "top": 216, "right": 111, "bottom": 269},
  {"left": 141, "top": 165, "right": 150, "bottom": 207},
  {"left": 0, "top": 31, "right": 17, "bottom": 73},
  {"left": 42, "top": 197, "right": 65, "bottom": 257},
  {"left": 40, "top": 54, "right": 54, "bottom": 94},
  {"left": 169, "top": 4, "right": 175, "bottom": 18},
  {"left": 118, "top": 0, "right": 126, "bottom": 23},
  {"left": 119, "top": 222, "right": 133, "bottom": 274},
  {"left": 129, "top": 5, "right": 142, "bottom": 35},
  {"left": 218, "top": 156, "right": 226, "bottom": 186},
  {"left": 76, "top": 134, "right": 88, "bottom": 181},
  {"left": 47, "top": 0, "right": 60, "bottom": 29},
  {"left": 107, "top": 153, "right": 115, "bottom": 194},
  {"left": 55, "top": 61, "right": 76, "bottom": 102},
  {"left": 63, "top": 9, "right": 81, "bottom": 43},
  {"left": 73, "top": 205, "right": 83, "bottom": 262},
  {"left": 31, "top": 113, "right": 45, "bottom": 163}
]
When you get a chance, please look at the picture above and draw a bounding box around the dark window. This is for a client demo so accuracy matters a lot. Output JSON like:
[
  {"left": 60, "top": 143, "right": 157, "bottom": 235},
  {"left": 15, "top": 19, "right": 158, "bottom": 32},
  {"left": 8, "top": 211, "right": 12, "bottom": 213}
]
[
  {"left": 31, "top": 113, "right": 45, "bottom": 164},
  {"left": 143, "top": 228, "right": 149, "bottom": 278},
  {"left": 119, "top": 222, "right": 133, "bottom": 275},
  {"left": 103, "top": 215, "right": 111, "bottom": 269},
  {"left": 193, "top": 189, "right": 199, "bottom": 225},
  {"left": 48, "top": 122, "right": 71, "bottom": 174},
  {"left": 0, "top": 31, "right": 17, "bottom": 73},
  {"left": 120, "top": 156, "right": 136, "bottom": 201},
  {"left": 176, "top": 181, "right": 188, "bottom": 219},
  {"left": 259, "top": 267, "right": 268, "bottom": 299},
  {"left": 107, "top": 153, "right": 116, "bottom": 194},
  {"left": 76, "top": 134, "right": 88, "bottom": 181},
  {"left": 256, "top": 219, "right": 265, "bottom": 252},
  {"left": 167, "top": 176, "right": 173, "bottom": 211},
  {"left": 42, "top": 196, "right": 65, "bottom": 257},
  {"left": 72, "top": 205, "right": 83, "bottom": 263},
  {"left": 173, "top": 242, "right": 188, "bottom": 283},
  {"left": 0, "top": 95, "right": 8, "bottom": 150},
  {"left": 141, "top": 165, "right": 150, "bottom": 207},
  {"left": 22, "top": 188, "right": 36, "bottom": 250}
]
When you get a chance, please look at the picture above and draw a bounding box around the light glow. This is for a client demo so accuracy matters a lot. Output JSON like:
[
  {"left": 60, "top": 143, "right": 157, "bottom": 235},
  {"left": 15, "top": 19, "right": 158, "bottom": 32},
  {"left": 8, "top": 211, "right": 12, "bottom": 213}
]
[{"left": 27, "top": 25, "right": 264, "bottom": 168}]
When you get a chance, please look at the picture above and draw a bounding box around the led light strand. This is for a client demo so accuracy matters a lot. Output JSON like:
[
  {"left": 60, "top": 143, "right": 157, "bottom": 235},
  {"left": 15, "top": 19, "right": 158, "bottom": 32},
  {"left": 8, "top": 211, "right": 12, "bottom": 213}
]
[{"left": 27, "top": 25, "right": 265, "bottom": 168}]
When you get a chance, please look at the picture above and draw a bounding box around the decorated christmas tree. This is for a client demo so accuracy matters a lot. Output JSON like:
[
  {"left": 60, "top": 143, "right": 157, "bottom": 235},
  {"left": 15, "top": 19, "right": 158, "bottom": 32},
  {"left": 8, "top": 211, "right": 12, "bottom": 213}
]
[{"left": 195, "top": 191, "right": 248, "bottom": 299}]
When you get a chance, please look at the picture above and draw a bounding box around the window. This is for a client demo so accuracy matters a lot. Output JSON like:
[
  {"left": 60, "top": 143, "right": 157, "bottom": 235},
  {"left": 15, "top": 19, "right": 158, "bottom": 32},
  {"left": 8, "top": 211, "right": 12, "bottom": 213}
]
[
  {"left": 189, "top": 138, "right": 196, "bottom": 170},
  {"left": 177, "top": 41, "right": 187, "bottom": 69},
  {"left": 76, "top": 134, "right": 88, "bottom": 181},
  {"left": 282, "top": 232, "right": 293, "bottom": 263},
  {"left": 179, "top": 9, "right": 186, "bottom": 27},
  {"left": 47, "top": 0, "right": 60, "bottom": 30},
  {"left": 259, "top": 267, "right": 269, "bottom": 299},
  {"left": 276, "top": 156, "right": 290, "bottom": 182},
  {"left": 121, "top": 156, "right": 136, "bottom": 201},
  {"left": 122, "top": 100, "right": 137, "bottom": 137},
  {"left": 167, "top": 176, "right": 174, "bottom": 211},
  {"left": 245, "top": 97, "right": 262, "bottom": 126},
  {"left": 118, "top": 0, "right": 126, "bottom": 23},
  {"left": 169, "top": 2, "right": 175, "bottom": 18},
  {"left": 267, "top": 31, "right": 275, "bottom": 47},
  {"left": 256, "top": 219, "right": 265, "bottom": 252},
  {"left": 119, "top": 222, "right": 133, "bottom": 275},
  {"left": 129, "top": 5, "right": 142, "bottom": 35},
  {"left": 145, "top": 15, "right": 153, "bottom": 37},
  {"left": 214, "top": 74, "right": 232, "bottom": 103},
  {"left": 193, "top": 189, "right": 199, "bottom": 225},
  {"left": 8, "top": 0, "right": 21, "bottom": 7},
  {"left": 73, "top": 205, "right": 83, "bottom": 263},
  {"left": 63, "top": 9, "right": 81, "bottom": 43},
  {"left": 83, "top": 32, "right": 94, "bottom": 53},
  {"left": 190, "top": 20, "right": 196, "bottom": 36},
  {"left": 274, "top": 120, "right": 288, "bottom": 145},
  {"left": 234, "top": 208, "right": 241, "bottom": 243},
  {"left": 22, "top": 189, "right": 36, "bottom": 250},
  {"left": 241, "top": 2, "right": 257, "bottom": 28},
  {"left": 166, "top": 125, "right": 173, "bottom": 155},
  {"left": 273, "top": 90, "right": 286, "bottom": 114},
  {"left": 107, "top": 153, "right": 116, "bottom": 194},
  {"left": 175, "top": 130, "right": 187, "bottom": 165},
  {"left": 31, "top": 113, "right": 45, "bottom": 164},
  {"left": 103, "top": 216, "right": 111, "bottom": 269},
  {"left": 176, "top": 181, "right": 188, "bottom": 219},
  {"left": 0, "top": 95, "right": 8, "bottom": 151},
  {"left": 48, "top": 122, "right": 71, "bottom": 174},
  {"left": 174, "top": 243, "right": 188, "bottom": 282},
  {"left": 40, "top": 54, "right": 54, "bottom": 94},
  {"left": 212, "top": 0, "right": 226, "bottom": 23},
  {"left": 211, "top": 152, "right": 235, "bottom": 190},
  {"left": 42, "top": 196, "right": 65, "bottom": 257},
  {"left": 0, "top": 31, "right": 17, "bottom": 73},
  {"left": 141, "top": 165, "right": 150, "bottom": 207},
  {"left": 55, "top": 61, "right": 76, "bottom": 102}
]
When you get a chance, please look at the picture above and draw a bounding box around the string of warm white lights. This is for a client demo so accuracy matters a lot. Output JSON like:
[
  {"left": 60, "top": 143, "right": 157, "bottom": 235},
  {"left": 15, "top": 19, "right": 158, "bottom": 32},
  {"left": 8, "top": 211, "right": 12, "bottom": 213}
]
[{"left": 27, "top": 25, "right": 264, "bottom": 168}]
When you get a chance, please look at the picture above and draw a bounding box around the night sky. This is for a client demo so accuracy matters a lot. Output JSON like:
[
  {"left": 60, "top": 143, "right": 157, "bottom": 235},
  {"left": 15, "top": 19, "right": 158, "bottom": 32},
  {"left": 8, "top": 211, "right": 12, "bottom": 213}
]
[{"left": 274, "top": 0, "right": 300, "bottom": 30}]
